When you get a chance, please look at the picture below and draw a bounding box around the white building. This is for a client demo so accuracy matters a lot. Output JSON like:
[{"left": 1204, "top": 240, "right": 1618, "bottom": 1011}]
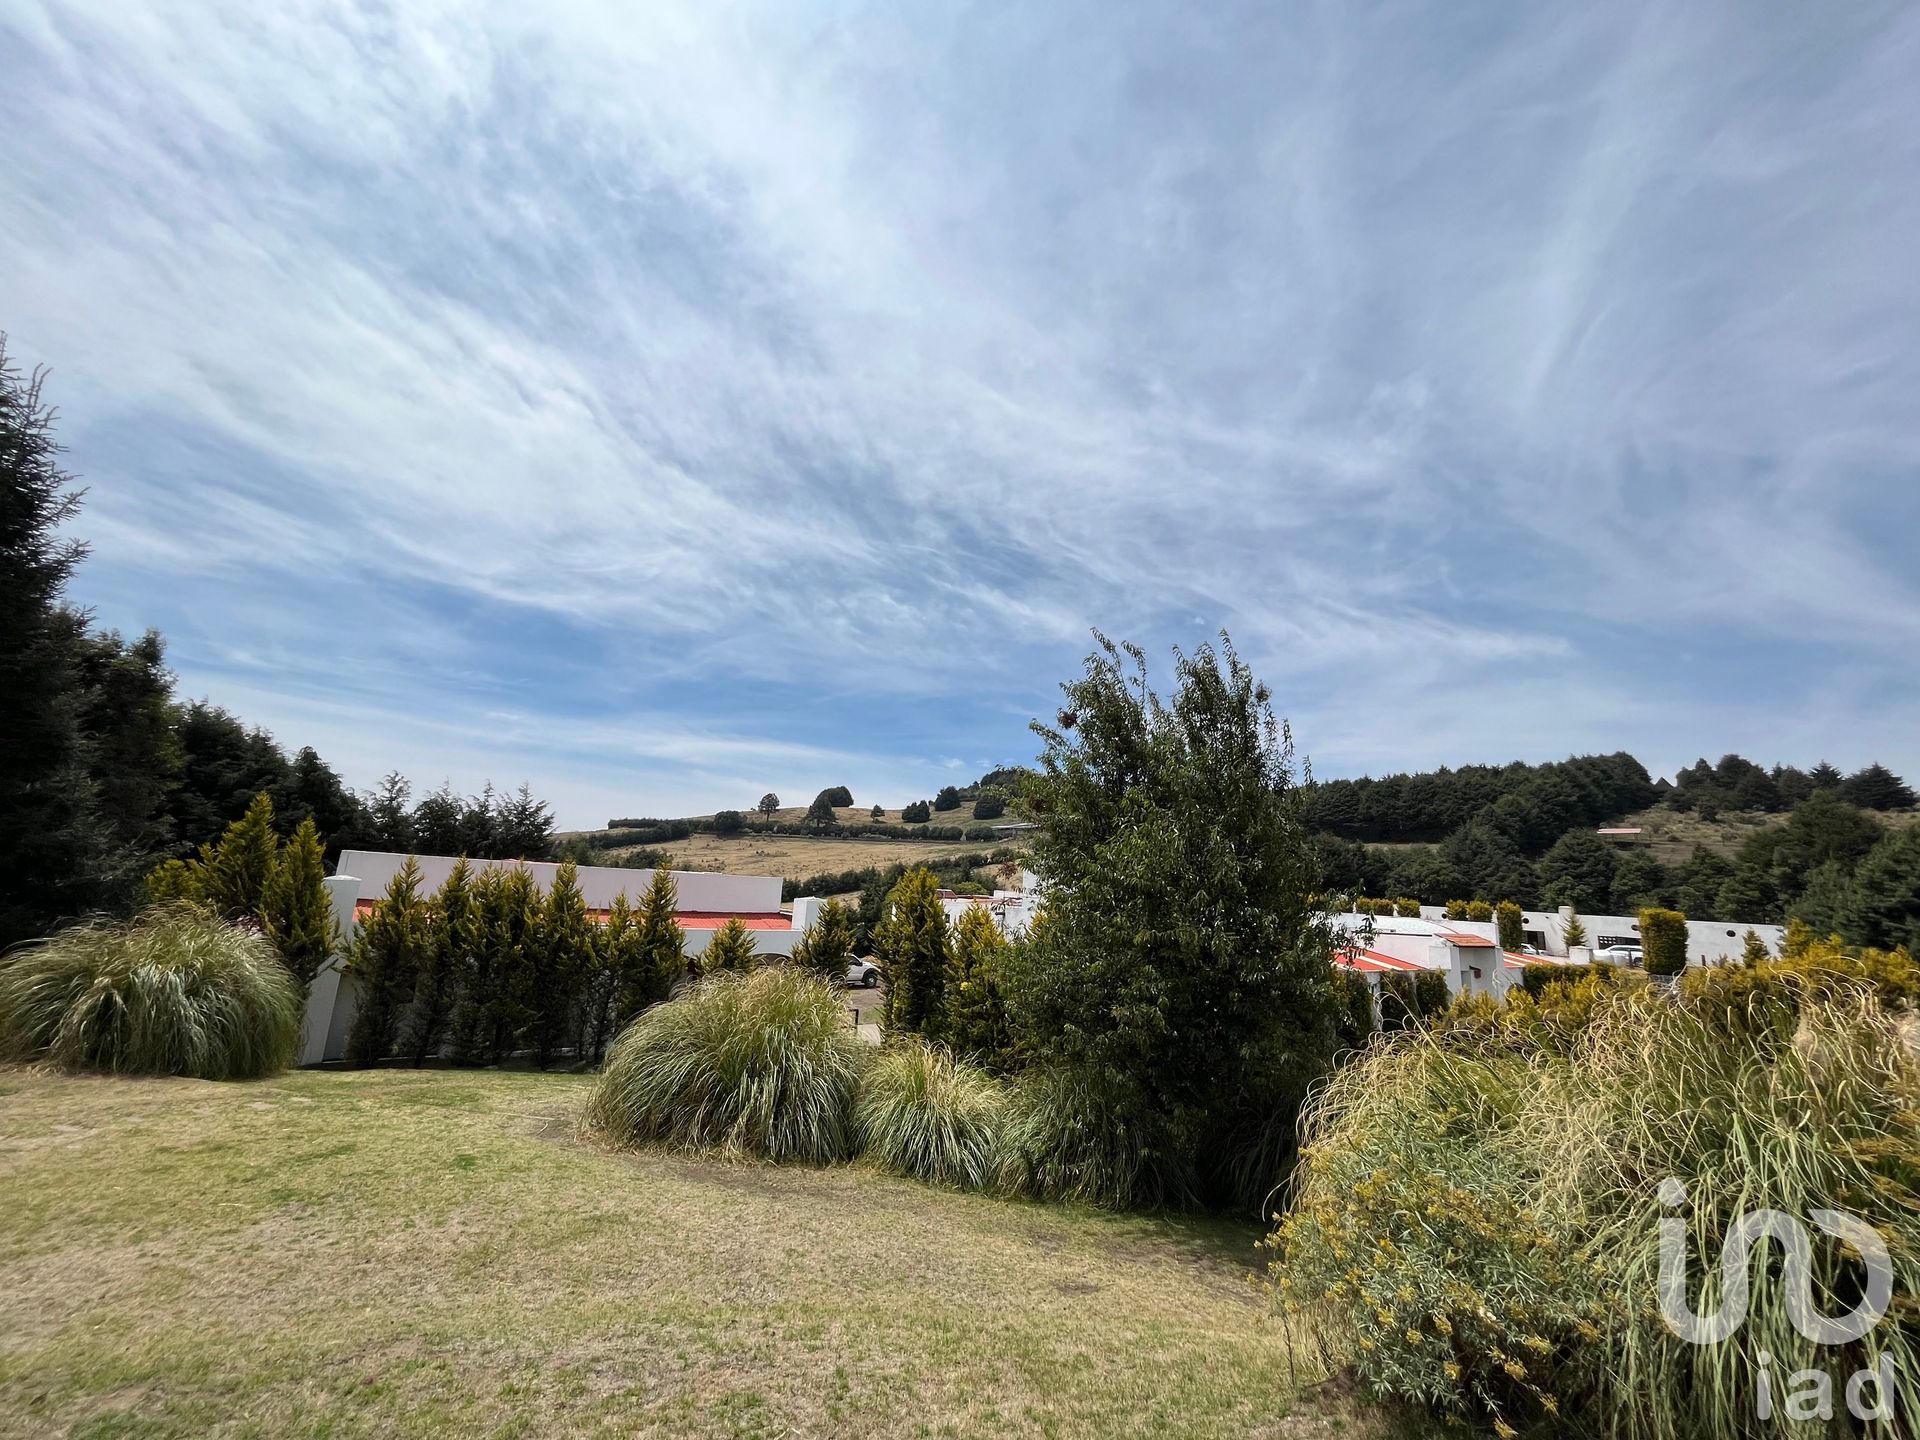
[
  {"left": 1331, "top": 913, "right": 1522, "bottom": 1003},
  {"left": 1414, "top": 904, "right": 1786, "bottom": 967}
]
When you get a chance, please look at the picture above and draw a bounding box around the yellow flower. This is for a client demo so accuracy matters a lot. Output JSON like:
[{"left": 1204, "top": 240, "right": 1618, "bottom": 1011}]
[
  {"left": 1443, "top": 1361, "right": 1461, "bottom": 1381},
  {"left": 1494, "top": 1420, "right": 1517, "bottom": 1439},
  {"left": 1503, "top": 1359, "right": 1527, "bottom": 1380}
]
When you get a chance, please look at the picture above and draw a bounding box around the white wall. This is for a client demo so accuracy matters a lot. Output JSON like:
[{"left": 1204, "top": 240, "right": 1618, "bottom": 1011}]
[{"left": 336, "top": 850, "right": 783, "bottom": 915}]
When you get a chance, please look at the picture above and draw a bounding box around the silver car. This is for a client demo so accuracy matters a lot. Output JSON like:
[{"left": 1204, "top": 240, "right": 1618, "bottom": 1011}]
[{"left": 845, "top": 959, "right": 881, "bottom": 988}]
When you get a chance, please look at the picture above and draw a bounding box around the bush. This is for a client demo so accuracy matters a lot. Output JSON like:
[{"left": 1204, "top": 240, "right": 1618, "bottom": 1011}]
[
  {"left": 0, "top": 904, "right": 302, "bottom": 1079},
  {"left": 1494, "top": 899, "right": 1523, "bottom": 952},
  {"left": 584, "top": 967, "right": 868, "bottom": 1163},
  {"left": 994, "top": 1063, "right": 1153, "bottom": 1209},
  {"left": 1465, "top": 899, "right": 1494, "bottom": 922},
  {"left": 972, "top": 793, "right": 1006, "bottom": 821},
  {"left": 854, "top": 1040, "right": 1005, "bottom": 1188},
  {"left": 712, "top": 809, "right": 745, "bottom": 835},
  {"left": 1393, "top": 896, "right": 1421, "bottom": 918},
  {"left": 1444, "top": 899, "right": 1469, "bottom": 920},
  {"left": 901, "top": 800, "right": 931, "bottom": 824},
  {"left": 1639, "top": 906, "right": 1688, "bottom": 976},
  {"left": 1270, "top": 985, "right": 1920, "bottom": 1438}
]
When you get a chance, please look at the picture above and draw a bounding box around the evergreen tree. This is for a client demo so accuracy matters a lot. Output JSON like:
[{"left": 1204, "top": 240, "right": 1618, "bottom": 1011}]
[
  {"left": 1564, "top": 912, "right": 1587, "bottom": 949},
  {"left": 876, "top": 866, "right": 949, "bottom": 1036},
  {"left": 1672, "top": 845, "right": 1734, "bottom": 916},
  {"left": 1444, "top": 899, "right": 1469, "bottom": 920},
  {"left": 1808, "top": 761, "right": 1844, "bottom": 791},
  {"left": 0, "top": 337, "right": 125, "bottom": 948},
  {"left": 619, "top": 868, "right": 684, "bottom": 1027},
  {"left": 263, "top": 817, "right": 336, "bottom": 986},
  {"left": 365, "top": 771, "right": 414, "bottom": 851},
  {"left": 699, "top": 916, "right": 758, "bottom": 975},
  {"left": 870, "top": 803, "right": 886, "bottom": 821},
  {"left": 482, "top": 866, "right": 541, "bottom": 1061},
  {"left": 447, "top": 866, "right": 505, "bottom": 1064},
  {"left": 1741, "top": 929, "right": 1772, "bottom": 964},
  {"left": 493, "top": 782, "right": 556, "bottom": 859},
  {"left": 1495, "top": 900, "right": 1524, "bottom": 952},
  {"left": 1608, "top": 849, "right": 1669, "bottom": 914},
  {"left": 933, "top": 785, "right": 962, "bottom": 812},
  {"left": 757, "top": 792, "right": 780, "bottom": 820},
  {"left": 791, "top": 898, "right": 858, "bottom": 982},
  {"left": 202, "top": 792, "right": 280, "bottom": 922},
  {"left": 805, "top": 792, "right": 839, "bottom": 831},
  {"left": 407, "top": 857, "right": 477, "bottom": 1065},
  {"left": 942, "top": 906, "right": 1010, "bottom": 1065},
  {"left": 1536, "top": 830, "right": 1618, "bottom": 914},
  {"left": 900, "top": 800, "right": 931, "bottom": 823},
  {"left": 581, "top": 891, "right": 634, "bottom": 1061},
  {"left": 69, "top": 626, "right": 182, "bottom": 871},
  {"left": 1639, "top": 907, "right": 1690, "bottom": 977},
  {"left": 145, "top": 858, "right": 204, "bottom": 905},
  {"left": 531, "top": 859, "right": 593, "bottom": 1067},
  {"left": 1839, "top": 763, "right": 1917, "bottom": 812},
  {"left": 1822, "top": 825, "right": 1920, "bottom": 954},
  {"left": 345, "top": 857, "right": 431, "bottom": 1063}
]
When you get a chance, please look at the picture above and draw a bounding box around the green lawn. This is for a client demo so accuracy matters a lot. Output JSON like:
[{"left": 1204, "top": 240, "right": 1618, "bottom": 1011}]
[{"left": 0, "top": 1066, "right": 1379, "bottom": 1439}]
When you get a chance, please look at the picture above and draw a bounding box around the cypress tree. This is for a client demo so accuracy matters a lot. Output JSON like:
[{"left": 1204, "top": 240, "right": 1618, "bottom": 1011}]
[
  {"left": 202, "top": 792, "right": 280, "bottom": 922},
  {"left": 1494, "top": 900, "right": 1524, "bottom": 952},
  {"left": 345, "top": 857, "right": 430, "bottom": 1063},
  {"left": 621, "top": 868, "right": 684, "bottom": 1027},
  {"left": 485, "top": 867, "right": 541, "bottom": 1061},
  {"left": 407, "top": 857, "right": 477, "bottom": 1065},
  {"left": 876, "top": 866, "right": 948, "bottom": 1036},
  {"left": 942, "top": 905, "right": 1010, "bottom": 1065},
  {"left": 446, "top": 866, "right": 502, "bottom": 1065},
  {"left": 791, "top": 897, "right": 857, "bottom": 982},
  {"left": 263, "top": 817, "right": 336, "bottom": 986},
  {"left": 699, "top": 916, "right": 757, "bottom": 975},
  {"left": 581, "top": 891, "right": 635, "bottom": 1062},
  {"left": 532, "top": 859, "right": 593, "bottom": 1067}
]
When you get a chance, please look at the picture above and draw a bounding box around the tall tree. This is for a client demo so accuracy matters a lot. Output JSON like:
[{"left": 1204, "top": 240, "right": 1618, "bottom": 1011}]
[
  {"left": 201, "top": 792, "right": 280, "bottom": 922},
  {"left": 0, "top": 337, "right": 124, "bottom": 947},
  {"left": 619, "top": 868, "right": 684, "bottom": 1027},
  {"left": 407, "top": 857, "right": 477, "bottom": 1065},
  {"left": 942, "top": 906, "right": 1011, "bottom": 1065},
  {"left": 876, "top": 866, "right": 949, "bottom": 1036},
  {"left": 69, "top": 626, "right": 182, "bottom": 870},
  {"left": 791, "top": 898, "right": 857, "bottom": 982},
  {"left": 364, "top": 772, "right": 414, "bottom": 851},
  {"left": 581, "top": 891, "right": 634, "bottom": 1061},
  {"left": 531, "top": 859, "right": 593, "bottom": 1067},
  {"left": 805, "top": 791, "right": 839, "bottom": 831},
  {"left": 1839, "top": 763, "right": 1917, "bottom": 812},
  {"left": 757, "top": 792, "right": 780, "bottom": 820},
  {"left": 1535, "top": 830, "right": 1617, "bottom": 913},
  {"left": 345, "top": 857, "right": 431, "bottom": 1063},
  {"left": 263, "top": 817, "right": 336, "bottom": 986}
]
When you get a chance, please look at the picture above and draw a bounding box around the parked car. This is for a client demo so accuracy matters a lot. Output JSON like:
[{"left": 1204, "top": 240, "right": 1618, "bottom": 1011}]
[
  {"left": 1596, "top": 945, "right": 1644, "bottom": 965},
  {"left": 845, "top": 959, "right": 881, "bottom": 988}
]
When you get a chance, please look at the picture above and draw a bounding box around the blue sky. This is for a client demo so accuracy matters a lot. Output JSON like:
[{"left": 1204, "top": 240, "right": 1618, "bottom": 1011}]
[{"left": 3, "top": 1, "right": 1917, "bottom": 828}]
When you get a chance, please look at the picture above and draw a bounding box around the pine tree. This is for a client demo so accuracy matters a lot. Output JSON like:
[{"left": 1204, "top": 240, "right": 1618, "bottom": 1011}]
[
  {"left": 407, "top": 857, "right": 477, "bottom": 1065},
  {"left": 619, "top": 868, "right": 684, "bottom": 1028},
  {"left": 263, "top": 817, "right": 336, "bottom": 986},
  {"left": 482, "top": 866, "right": 541, "bottom": 1061},
  {"left": 942, "top": 906, "right": 1010, "bottom": 1065},
  {"left": 345, "top": 857, "right": 431, "bottom": 1063},
  {"left": 699, "top": 916, "right": 758, "bottom": 975},
  {"left": 581, "top": 891, "right": 634, "bottom": 1061},
  {"left": 202, "top": 792, "right": 280, "bottom": 922},
  {"left": 792, "top": 898, "right": 857, "bottom": 982},
  {"left": 144, "top": 858, "right": 205, "bottom": 906},
  {"left": 1564, "top": 912, "right": 1587, "bottom": 949},
  {"left": 876, "top": 866, "right": 949, "bottom": 1036},
  {"left": 527, "top": 859, "right": 593, "bottom": 1067},
  {"left": 1741, "top": 929, "right": 1772, "bottom": 964},
  {"left": 365, "top": 771, "right": 414, "bottom": 850},
  {"left": 447, "top": 866, "right": 504, "bottom": 1065}
]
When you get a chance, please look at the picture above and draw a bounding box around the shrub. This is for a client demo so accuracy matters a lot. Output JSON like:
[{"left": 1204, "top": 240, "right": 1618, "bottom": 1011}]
[
  {"left": 0, "top": 904, "right": 302, "bottom": 1079},
  {"left": 1465, "top": 899, "right": 1494, "bottom": 922},
  {"left": 1444, "top": 899, "right": 1469, "bottom": 920},
  {"left": 901, "top": 800, "right": 931, "bottom": 824},
  {"left": 933, "top": 785, "right": 962, "bottom": 812},
  {"left": 584, "top": 967, "right": 868, "bottom": 1162},
  {"left": 1393, "top": 896, "right": 1421, "bottom": 918},
  {"left": 791, "top": 897, "right": 857, "bottom": 981},
  {"left": 1638, "top": 906, "right": 1688, "bottom": 976},
  {"left": 697, "top": 916, "right": 757, "bottom": 975},
  {"left": 994, "top": 1063, "right": 1153, "bottom": 1208},
  {"left": 1494, "top": 899, "right": 1523, "bottom": 952},
  {"left": 712, "top": 809, "right": 746, "bottom": 835},
  {"left": 854, "top": 1039, "right": 1005, "bottom": 1188},
  {"left": 941, "top": 906, "right": 1011, "bottom": 1065},
  {"left": 972, "top": 793, "right": 1006, "bottom": 821},
  {"left": 1270, "top": 985, "right": 1920, "bottom": 1439}
]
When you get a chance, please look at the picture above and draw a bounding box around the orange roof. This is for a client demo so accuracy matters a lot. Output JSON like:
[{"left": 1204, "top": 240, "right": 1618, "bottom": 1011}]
[
  {"left": 1338, "top": 947, "right": 1424, "bottom": 972},
  {"left": 1442, "top": 931, "right": 1496, "bottom": 947}
]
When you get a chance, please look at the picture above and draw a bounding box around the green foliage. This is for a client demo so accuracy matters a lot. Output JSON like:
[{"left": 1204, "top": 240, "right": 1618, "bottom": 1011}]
[
  {"left": 994, "top": 1062, "right": 1153, "bottom": 1208},
  {"left": 757, "top": 792, "right": 779, "bottom": 820},
  {"left": 262, "top": 818, "right": 335, "bottom": 986},
  {"left": 1392, "top": 896, "right": 1421, "bottom": 918},
  {"left": 1465, "top": 899, "right": 1493, "bottom": 922},
  {"left": 1794, "top": 822, "right": 1920, "bottom": 954},
  {"left": 345, "top": 857, "right": 431, "bottom": 1064},
  {"left": 1443, "top": 899, "right": 1469, "bottom": 921},
  {"left": 1494, "top": 899, "right": 1523, "bottom": 952},
  {"left": 790, "top": 897, "right": 857, "bottom": 982},
  {"left": 854, "top": 1039, "right": 1006, "bottom": 1189},
  {"left": 446, "top": 865, "right": 539, "bottom": 1066},
  {"left": 869, "top": 803, "right": 885, "bottom": 820},
  {"left": 1637, "top": 906, "right": 1688, "bottom": 976},
  {"left": 1740, "top": 928, "right": 1771, "bottom": 964},
  {"left": 876, "top": 867, "right": 948, "bottom": 1036},
  {"left": 625, "top": 867, "right": 686, "bottom": 1022},
  {"left": 1378, "top": 969, "right": 1451, "bottom": 1031},
  {"left": 1006, "top": 632, "right": 1341, "bottom": 1212},
  {"left": 1837, "top": 761, "right": 1916, "bottom": 811},
  {"left": 579, "top": 890, "right": 633, "bottom": 1063},
  {"left": 941, "top": 906, "right": 1011, "bottom": 1066},
  {"left": 1269, "top": 986, "right": 1920, "bottom": 1439},
  {"left": 0, "top": 904, "right": 301, "bottom": 1078},
  {"left": 821, "top": 786, "right": 853, "bottom": 807},
  {"left": 407, "top": 857, "right": 476, "bottom": 1066},
  {"left": 900, "top": 799, "right": 931, "bottom": 823},
  {"left": 1331, "top": 968, "right": 1377, "bottom": 1050},
  {"left": 529, "top": 859, "right": 593, "bottom": 1067},
  {"left": 712, "top": 809, "right": 746, "bottom": 835},
  {"left": 805, "top": 792, "right": 839, "bottom": 831},
  {"left": 1305, "top": 752, "right": 1656, "bottom": 845},
  {"left": 1563, "top": 912, "right": 1587, "bottom": 948},
  {"left": 584, "top": 967, "right": 868, "bottom": 1162},
  {"left": 144, "top": 858, "right": 204, "bottom": 906},
  {"left": 971, "top": 792, "right": 1006, "bottom": 821},
  {"left": 201, "top": 792, "right": 280, "bottom": 922},
  {"left": 1537, "top": 830, "right": 1617, "bottom": 913},
  {"left": 698, "top": 916, "right": 758, "bottom": 975},
  {"left": 933, "top": 785, "right": 962, "bottom": 812}
]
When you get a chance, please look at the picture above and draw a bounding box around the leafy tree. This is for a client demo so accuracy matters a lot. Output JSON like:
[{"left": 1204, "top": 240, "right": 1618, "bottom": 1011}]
[
  {"left": 345, "top": 857, "right": 431, "bottom": 1063},
  {"left": 972, "top": 792, "right": 1006, "bottom": 820},
  {"left": 699, "top": 916, "right": 758, "bottom": 975},
  {"left": 1608, "top": 848, "right": 1669, "bottom": 914},
  {"left": 1495, "top": 900, "right": 1523, "bottom": 952},
  {"left": 822, "top": 786, "right": 854, "bottom": 807},
  {"left": 757, "top": 792, "right": 780, "bottom": 820},
  {"left": 1640, "top": 907, "right": 1689, "bottom": 977},
  {"left": 1839, "top": 763, "right": 1916, "bottom": 812},
  {"left": 877, "top": 867, "right": 949, "bottom": 1036},
  {"left": 901, "top": 800, "right": 931, "bottom": 823},
  {"left": 620, "top": 868, "right": 685, "bottom": 1026},
  {"left": 791, "top": 898, "right": 857, "bottom": 982},
  {"left": 530, "top": 860, "right": 593, "bottom": 1067},
  {"left": 0, "top": 338, "right": 128, "bottom": 948},
  {"left": 805, "top": 792, "right": 839, "bottom": 831},
  {"left": 713, "top": 809, "right": 746, "bottom": 835},
  {"left": 202, "top": 792, "right": 280, "bottom": 922},
  {"left": 869, "top": 803, "right": 886, "bottom": 821},
  {"left": 942, "top": 906, "right": 1011, "bottom": 1066},
  {"left": 263, "top": 817, "right": 336, "bottom": 986},
  {"left": 933, "top": 785, "right": 962, "bottom": 812},
  {"left": 1005, "top": 633, "right": 1342, "bottom": 1211},
  {"left": 407, "top": 857, "right": 476, "bottom": 1065},
  {"left": 1536, "top": 830, "right": 1618, "bottom": 914}
]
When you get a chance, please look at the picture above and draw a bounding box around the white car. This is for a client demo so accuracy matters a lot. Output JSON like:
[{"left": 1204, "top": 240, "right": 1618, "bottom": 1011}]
[
  {"left": 1595, "top": 945, "right": 1644, "bottom": 965},
  {"left": 845, "top": 959, "right": 882, "bottom": 988}
]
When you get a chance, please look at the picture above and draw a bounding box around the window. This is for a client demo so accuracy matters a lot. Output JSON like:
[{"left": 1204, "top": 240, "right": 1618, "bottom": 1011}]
[{"left": 1598, "top": 935, "right": 1640, "bottom": 949}]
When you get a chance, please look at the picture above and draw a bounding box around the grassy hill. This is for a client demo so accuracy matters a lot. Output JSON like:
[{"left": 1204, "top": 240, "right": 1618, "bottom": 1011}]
[{"left": 1618, "top": 802, "right": 1917, "bottom": 865}]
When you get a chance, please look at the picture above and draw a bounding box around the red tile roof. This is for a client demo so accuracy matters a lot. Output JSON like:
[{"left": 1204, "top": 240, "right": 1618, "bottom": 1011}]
[{"left": 1442, "top": 931, "right": 1496, "bottom": 947}]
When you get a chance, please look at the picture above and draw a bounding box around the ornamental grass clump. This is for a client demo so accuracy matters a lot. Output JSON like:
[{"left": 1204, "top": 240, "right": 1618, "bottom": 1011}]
[
  {"left": 994, "top": 1063, "right": 1157, "bottom": 1209},
  {"left": 584, "top": 965, "right": 868, "bottom": 1163},
  {"left": 854, "top": 1039, "right": 1006, "bottom": 1189},
  {"left": 1269, "top": 980, "right": 1920, "bottom": 1439},
  {"left": 0, "top": 904, "right": 302, "bottom": 1079}
]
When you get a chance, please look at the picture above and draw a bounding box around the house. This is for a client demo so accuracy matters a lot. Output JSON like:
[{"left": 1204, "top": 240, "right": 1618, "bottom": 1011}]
[
  {"left": 1330, "top": 913, "right": 1520, "bottom": 1002},
  {"left": 1413, "top": 903, "right": 1787, "bottom": 967}
]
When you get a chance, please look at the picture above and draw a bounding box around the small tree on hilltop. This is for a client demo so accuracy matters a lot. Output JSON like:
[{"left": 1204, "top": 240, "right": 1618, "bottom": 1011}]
[
  {"left": 792, "top": 897, "right": 857, "bottom": 982},
  {"left": 942, "top": 906, "right": 1011, "bottom": 1066},
  {"left": 699, "top": 916, "right": 757, "bottom": 975},
  {"left": 621, "top": 867, "right": 684, "bottom": 1025},
  {"left": 346, "top": 857, "right": 431, "bottom": 1064},
  {"left": 823, "top": 785, "right": 853, "bottom": 807},
  {"left": 901, "top": 800, "right": 931, "bottom": 823},
  {"left": 407, "top": 857, "right": 476, "bottom": 1065},
  {"left": 203, "top": 792, "right": 280, "bottom": 922},
  {"left": 877, "top": 866, "right": 949, "bottom": 1036},
  {"left": 933, "top": 785, "right": 961, "bottom": 812},
  {"left": 1495, "top": 900, "right": 1524, "bottom": 953},
  {"left": 757, "top": 792, "right": 780, "bottom": 820},
  {"left": 972, "top": 792, "right": 1006, "bottom": 821},
  {"left": 1640, "top": 907, "right": 1690, "bottom": 977},
  {"left": 870, "top": 803, "right": 886, "bottom": 821},
  {"left": 805, "top": 792, "right": 839, "bottom": 832},
  {"left": 712, "top": 809, "right": 745, "bottom": 835},
  {"left": 263, "top": 817, "right": 336, "bottom": 986}
]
